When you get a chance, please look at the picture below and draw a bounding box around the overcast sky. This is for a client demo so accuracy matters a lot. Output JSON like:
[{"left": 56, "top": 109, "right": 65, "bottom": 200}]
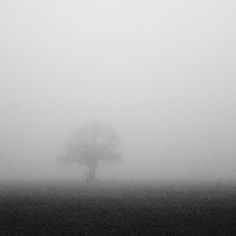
[{"left": 0, "top": 0, "right": 236, "bottom": 182}]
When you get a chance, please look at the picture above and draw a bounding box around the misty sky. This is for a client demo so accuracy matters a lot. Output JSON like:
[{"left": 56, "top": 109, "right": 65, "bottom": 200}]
[{"left": 0, "top": 0, "right": 236, "bottom": 182}]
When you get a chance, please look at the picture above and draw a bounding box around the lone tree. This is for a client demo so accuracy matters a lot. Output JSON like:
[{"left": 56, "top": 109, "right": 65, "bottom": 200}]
[{"left": 61, "top": 123, "right": 121, "bottom": 183}]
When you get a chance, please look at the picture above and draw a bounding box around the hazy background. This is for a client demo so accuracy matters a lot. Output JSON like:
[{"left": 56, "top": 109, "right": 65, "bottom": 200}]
[{"left": 0, "top": 0, "right": 235, "bottom": 183}]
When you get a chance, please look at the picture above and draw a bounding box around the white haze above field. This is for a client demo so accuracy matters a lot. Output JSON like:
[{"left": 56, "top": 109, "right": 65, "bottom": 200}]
[{"left": 0, "top": 0, "right": 236, "bottom": 183}]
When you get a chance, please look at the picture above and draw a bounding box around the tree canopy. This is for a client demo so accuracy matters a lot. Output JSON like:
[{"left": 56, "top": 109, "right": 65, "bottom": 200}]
[{"left": 61, "top": 123, "right": 122, "bottom": 182}]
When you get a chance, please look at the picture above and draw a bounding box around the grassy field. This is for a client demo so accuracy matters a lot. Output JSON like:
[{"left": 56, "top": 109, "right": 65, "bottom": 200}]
[{"left": 0, "top": 182, "right": 236, "bottom": 235}]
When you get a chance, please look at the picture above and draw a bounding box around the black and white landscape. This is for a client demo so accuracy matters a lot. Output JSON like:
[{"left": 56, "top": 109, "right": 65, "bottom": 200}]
[{"left": 0, "top": 0, "right": 236, "bottom": 235}]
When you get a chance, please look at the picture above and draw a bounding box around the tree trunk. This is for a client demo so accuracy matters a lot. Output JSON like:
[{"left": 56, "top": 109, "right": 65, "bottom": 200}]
[{"left": 87, "top": 165, "right": 96, "bottom": 183}]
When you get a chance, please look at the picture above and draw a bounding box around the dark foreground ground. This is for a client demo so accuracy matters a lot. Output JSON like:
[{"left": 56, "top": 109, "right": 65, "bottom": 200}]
[{"left": 0, "top": 182, "right": 236, "bottom": 235}]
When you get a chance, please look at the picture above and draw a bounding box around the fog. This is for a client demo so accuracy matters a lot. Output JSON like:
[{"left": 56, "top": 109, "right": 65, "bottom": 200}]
[{"left": 0, "top": 0, "right": 236, "bottom": 183}]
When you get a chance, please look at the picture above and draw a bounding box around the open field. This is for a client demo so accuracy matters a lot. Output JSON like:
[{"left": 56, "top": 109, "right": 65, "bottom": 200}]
[{"left": 0, "top": 182, "right": 236, "bottom": 235}]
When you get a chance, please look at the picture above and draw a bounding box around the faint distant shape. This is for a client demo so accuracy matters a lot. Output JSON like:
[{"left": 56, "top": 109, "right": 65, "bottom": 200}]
[{"left": 60, "top": 122, "right": 122, "bottom": 183}]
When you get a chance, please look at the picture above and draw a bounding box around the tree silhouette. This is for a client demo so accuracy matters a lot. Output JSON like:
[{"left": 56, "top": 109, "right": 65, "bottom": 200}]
[{"left": 61, "top": 123, "right": 121, "bottom": 183}]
